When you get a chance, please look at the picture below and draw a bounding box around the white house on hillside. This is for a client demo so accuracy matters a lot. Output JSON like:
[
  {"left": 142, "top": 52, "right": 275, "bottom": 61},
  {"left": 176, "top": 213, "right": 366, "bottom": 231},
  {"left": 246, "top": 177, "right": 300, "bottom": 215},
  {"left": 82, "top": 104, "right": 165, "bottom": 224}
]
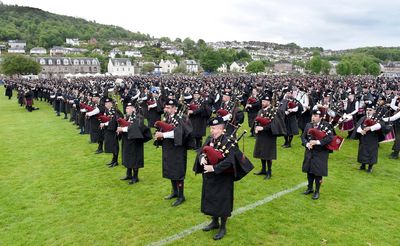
[
  {"left": 125, "top": 50, "right": 142, "bottom": 58},
  {"left": 159, "top": 59, "right": 178, "bottom": 73},
  {"left": 182, "top": 60, "right": 199, "bottom": 73},
  {"left": 108, "top": 58, "right": 134, "bottom": 76},
  {"left": 30, "top": 47, "right": 47, "bottom": 55},
  {"left": 166, "top": 49, "right": 184, "bottom": 56},
  {"left": 217, "top": 63, "right": 228, "bottom": 73},
  {"left": 8, "top": 40, "right": 26, "bottom": 54},
  {"left": 230, "top": 61, "right": 248, "bottom": 73},
  {"left": 109, "top": 48, "right": 123, "bottom": 58},
  {"left": 66, "top": 38, "right": 80, "bottom": 46}
]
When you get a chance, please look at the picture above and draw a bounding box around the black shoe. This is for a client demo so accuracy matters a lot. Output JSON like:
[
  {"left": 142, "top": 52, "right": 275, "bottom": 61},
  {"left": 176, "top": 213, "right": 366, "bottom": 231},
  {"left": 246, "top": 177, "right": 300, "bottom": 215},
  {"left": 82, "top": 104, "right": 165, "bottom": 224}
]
[
  {"left": 107, "top": 160, "right": 116, "bottom": 166},
  {"left": 128, "top": 178, "right": 139, "bottom": 184},
  {"left": 164, "top": 194, "right": 178, "bottom": 200},
  {"left": 282, "top": 144, "right": 291, "bottom": 148},
  {"left": 202, "top": 221, "right": 220, "bottom": 231},
  {"left": 303, "top": 189, "right": 314, "bottom": 195},
  {"left": 359, "top": 164, "right": 366, "bottom": 170},
  {"left": 254, "top": 170, "right": 267, "bottom": 175},
  {"left": 389, "top": 153, "right": 399, "bottom": 159},
  {"left": 213, "top": 227, "right": 226, "bottom": 240},
  {"left": 264, "top": 172, "right": 272, "bottom": 180},
  {"left": 95, "top": 149, "right": 103, "bottom": 154},
  {"left": 281, "top": 144, "right": 288, "bottom": 147},
  {"left": 120, "top": 176, "right": 132, "bottom": 180},
  {"left": 109, "top": 162, "right": 118, "bottom": 168},
  {"left": 367, "top": 168, "right": 373, "bottom": 173},
  {"left": 172, "top": 197, "right": 185, "bottom": 206},
  {"left": 312, "top": 191, "right": 320, "bottom": 200}
]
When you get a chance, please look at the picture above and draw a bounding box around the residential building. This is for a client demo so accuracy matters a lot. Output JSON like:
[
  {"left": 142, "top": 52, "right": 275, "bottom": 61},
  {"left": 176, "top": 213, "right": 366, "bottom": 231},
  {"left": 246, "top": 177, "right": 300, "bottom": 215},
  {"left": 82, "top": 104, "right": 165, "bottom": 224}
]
[{"left": 107, "top": 58, "right": 135, "bottom": 76}]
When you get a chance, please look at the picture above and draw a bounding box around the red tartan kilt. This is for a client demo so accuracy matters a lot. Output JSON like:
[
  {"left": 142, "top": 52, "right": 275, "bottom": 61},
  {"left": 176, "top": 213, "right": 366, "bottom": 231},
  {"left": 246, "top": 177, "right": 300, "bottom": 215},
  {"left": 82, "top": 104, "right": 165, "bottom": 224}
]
[{"left": 26, "top": 99, "right": 33, "bottom": 106}]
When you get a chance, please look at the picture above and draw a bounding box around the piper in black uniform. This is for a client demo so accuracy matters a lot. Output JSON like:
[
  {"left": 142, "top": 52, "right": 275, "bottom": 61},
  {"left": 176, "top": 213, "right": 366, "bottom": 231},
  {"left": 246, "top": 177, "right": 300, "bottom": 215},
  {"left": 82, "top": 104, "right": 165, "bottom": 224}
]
[
  {"left": 154, "top": 99, "right": 193, "bottom": 206},
  {"left": 117, "top": 102, "right": 151, "bottom": 184},
  {"left": 195, "top": 117, "right": 235, "bottom": 240},
  {"left": 192, "top": 116, "right": 254, "bottom": 240},
  {"left": 100, "top": 98, "right": 123, "bottom": 168},
  {"left": 188, "top": 90, "right": 212, "bottom": 149},
  {"left": 279, "top": 89, "right": 300, "bottom": 148},
  {"left": 253, "top": 93, "right": 278, "bottom": 180},
  {"left": 301, "top": 110, "right": 334, "bottom": 200},
  {"left": 216, "top": 91, "right": 244, "bottom": 136},
  {"left": 384, "top": 96, "right": 400, "bottom": 159},
  {"left": 86, "top": 93, "right": 104, "bottom": 153},
  {"left": 245, "top": 88, "right": 261, "bottom": 136},
  {"left": 353, "top": 106, "right": 382, "bottom": 173},
  {"left": 5, "top": 83, "right": 13, "bottom": 99}
]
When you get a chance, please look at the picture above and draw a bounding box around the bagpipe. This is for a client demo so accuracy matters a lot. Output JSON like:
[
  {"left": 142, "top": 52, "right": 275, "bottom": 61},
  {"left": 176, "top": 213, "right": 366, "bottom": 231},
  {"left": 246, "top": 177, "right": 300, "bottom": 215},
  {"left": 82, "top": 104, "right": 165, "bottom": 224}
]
[
  {"left": 117, "top": 118, "right": 130, "bottom": 128},
  {"left": 247, "top": 97, "right": 257, "bottom": 104},
  {"left": 153, "top": 103, "right": 188, "bottom": 147},
  {"left": 202, "top": 125, "right": 247, "bottom": 166},
  {"left": 255, "top": 116, "right": 272, "bottom": 127},
  {"left": 254, "top": 106, "right": 276, "bottom": 127},
  {"left": 362, "top": 105, "right": 393, "bottom": 138},
  {"left": 307, "top": 125, "right": 344, "bottom": 151},
  {"left": 287, "top": 99, "right": 297, "bottom": 109},
  {"left": 216, "top": 90, "right": 242, "bottom": 126},
  {"left": 188, "top": 97, "right": 205, "bottom": 111},
  {"left": 99, "top": 114, "right": 111, "bottom": 123}
]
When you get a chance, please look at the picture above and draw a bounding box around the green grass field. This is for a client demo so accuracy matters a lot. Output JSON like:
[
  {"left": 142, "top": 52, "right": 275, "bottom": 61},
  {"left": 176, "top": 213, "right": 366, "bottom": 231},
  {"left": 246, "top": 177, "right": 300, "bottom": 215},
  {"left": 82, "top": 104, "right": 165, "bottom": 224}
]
[{"left": 0, "top": 87, "right": 399, "bottom": 246}]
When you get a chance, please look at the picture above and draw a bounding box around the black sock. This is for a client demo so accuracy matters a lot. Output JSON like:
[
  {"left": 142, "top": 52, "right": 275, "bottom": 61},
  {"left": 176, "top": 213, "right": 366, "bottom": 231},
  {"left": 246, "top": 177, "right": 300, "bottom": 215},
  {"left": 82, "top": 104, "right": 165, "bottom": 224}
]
[
  {"left": 267, "top": 160, "right": 272, "bottom": 173},
  {"left": 260, "top": 159, "right": 267, "bottom": 173},
  {"left": 133, "top": 169, "right": 139, "bottom": 179},
  {"left": 98, "top": 141, "right": 103, "bottom": 151},
  {"left": 288, "top": 135, "right": 293, "bottom": 145},
  {"left": 126, "top": 168, "right": 132, "bottom": 178},
  {"left": 177, "top": 180, "right": 184, "bottom": 198},
  {"left": 220, "top": 217, "right": 227, "bottom": 229},
  {"left": 315, "top": 176, "right": 322, "bottom": 192},
  {"left": 112, "top": 153, "right": 118, "bottom": 163},
  {"left": 171, "top": 180, "right": 178, "bottom": 195},
  {"left": 307, "top": 173, "right": 315, "bottom": 190},
  {"left": 284, "top": 136, "right": 289, "bottom": 145}
]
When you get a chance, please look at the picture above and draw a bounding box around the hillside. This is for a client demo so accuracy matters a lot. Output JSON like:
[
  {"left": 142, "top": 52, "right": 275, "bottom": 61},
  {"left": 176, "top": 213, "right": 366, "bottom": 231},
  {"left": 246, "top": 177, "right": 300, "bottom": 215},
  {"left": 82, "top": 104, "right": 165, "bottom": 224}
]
[{"left": 0, "top": 4, "right": 151, "bottom": 49}]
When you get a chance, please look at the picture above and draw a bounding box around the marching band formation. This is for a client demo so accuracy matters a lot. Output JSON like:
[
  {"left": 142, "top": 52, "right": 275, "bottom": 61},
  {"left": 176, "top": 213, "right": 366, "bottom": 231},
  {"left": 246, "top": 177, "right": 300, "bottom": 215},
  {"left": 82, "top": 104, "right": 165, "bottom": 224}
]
[{"left": 4, "top": 74, "right": 400, "bottom": 240}]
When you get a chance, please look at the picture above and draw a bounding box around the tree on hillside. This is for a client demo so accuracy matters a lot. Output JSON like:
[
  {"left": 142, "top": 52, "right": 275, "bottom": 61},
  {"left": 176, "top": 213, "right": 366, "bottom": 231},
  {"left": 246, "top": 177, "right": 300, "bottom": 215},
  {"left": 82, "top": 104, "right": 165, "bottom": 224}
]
[
  {"left": 200, "top": 48, "right": 223, "bottom": 73},
  {"left": 307, "top": 53, "right": 322, "bottom": 74},
  {"left": 336, "top": 54, "right": 380, "bottom": 76},
  {"left": 246, "top": 60, "right": 265, "bottom": 74},
  {"left": 141, "top": 63, "right": 155, "bottom": 74},
  {"left": 321, "top": 60, "right": 331, "bottom": 75},
  {"left": 1, "top": 54, "right": 41, "bottom": 76},
  {"left": 237, "top": 49, "right": 252, "bottom": 62}
]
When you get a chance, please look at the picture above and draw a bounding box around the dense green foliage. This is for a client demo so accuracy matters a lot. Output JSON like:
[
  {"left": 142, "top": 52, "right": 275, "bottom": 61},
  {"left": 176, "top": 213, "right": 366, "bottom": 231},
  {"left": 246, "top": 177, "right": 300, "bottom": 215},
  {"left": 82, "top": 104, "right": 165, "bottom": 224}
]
[
  {"left": 306, "top": 52, "right": 331, "bottom": 75},
  {"left": 246, "top": 60, "right": 266, "bottom": 74},
  {"left": 199, "top": 48, "right": 223, "bottom": 72},
  {"left": 0, "top": 54, "right": 41, "bottom": 75},
  {"left": 336, "top": 54, "right": 381, "bottom": 76},
  {"left": 0, "top": 4, "right": 151, "bottom": 49}
]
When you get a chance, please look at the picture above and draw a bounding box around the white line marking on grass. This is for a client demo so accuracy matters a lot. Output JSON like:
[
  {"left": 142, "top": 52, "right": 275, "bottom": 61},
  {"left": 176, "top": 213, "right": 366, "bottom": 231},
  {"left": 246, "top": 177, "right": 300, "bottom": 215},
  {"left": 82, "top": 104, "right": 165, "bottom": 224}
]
[{"left": 148, "top": 181, "right": 307, "bottom": 246}]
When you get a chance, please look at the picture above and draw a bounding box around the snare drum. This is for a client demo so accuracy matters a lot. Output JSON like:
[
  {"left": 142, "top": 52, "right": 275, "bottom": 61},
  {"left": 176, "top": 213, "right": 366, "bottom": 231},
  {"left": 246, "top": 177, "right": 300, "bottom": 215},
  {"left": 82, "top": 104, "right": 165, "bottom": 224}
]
[{"left": 380, "top": 130, "right": 395, "bottom": 143}]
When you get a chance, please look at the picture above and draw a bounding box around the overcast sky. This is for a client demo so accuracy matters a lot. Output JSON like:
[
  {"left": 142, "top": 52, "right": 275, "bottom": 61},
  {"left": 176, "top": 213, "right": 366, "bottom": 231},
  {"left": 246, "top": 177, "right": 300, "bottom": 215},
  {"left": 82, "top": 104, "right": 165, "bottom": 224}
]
[{"left": 2, "top": 0, "right": 400, "bottom": 50}]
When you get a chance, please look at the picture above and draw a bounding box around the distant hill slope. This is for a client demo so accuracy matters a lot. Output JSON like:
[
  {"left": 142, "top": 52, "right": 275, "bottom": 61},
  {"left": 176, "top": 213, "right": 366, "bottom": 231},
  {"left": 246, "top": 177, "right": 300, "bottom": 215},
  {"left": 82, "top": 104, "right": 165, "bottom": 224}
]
[{"left": 0, "top": 4, "right": 151, "bottom": 49}]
